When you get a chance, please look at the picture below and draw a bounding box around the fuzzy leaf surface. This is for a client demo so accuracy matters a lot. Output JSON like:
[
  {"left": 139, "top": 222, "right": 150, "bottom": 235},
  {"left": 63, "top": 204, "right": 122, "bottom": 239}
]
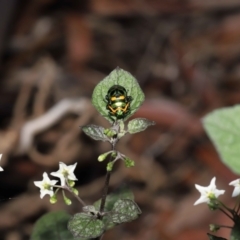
[
  {"left": 68, "top": 213, "right": 104, "bottom": 239},
  {"left": 31, "top": 211, "right": 80, "bottom": 240},
  {"left": 82, "top": 125, "right": 109, "bottom": 141},
  {"left": 111, "top": 199, "right": 141, "bottom": 224},
  {"left": 128, "top": 118, "right": 155, "bottom": 134},
  {"left": 203, "top": 105, "right": 240, "bottom": 174}
]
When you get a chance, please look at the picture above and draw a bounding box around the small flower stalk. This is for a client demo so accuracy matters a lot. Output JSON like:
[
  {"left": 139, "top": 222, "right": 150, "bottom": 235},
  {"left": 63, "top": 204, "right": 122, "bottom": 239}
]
[{"left": 98, "top": 150, "right": 135, "bottom": 171}]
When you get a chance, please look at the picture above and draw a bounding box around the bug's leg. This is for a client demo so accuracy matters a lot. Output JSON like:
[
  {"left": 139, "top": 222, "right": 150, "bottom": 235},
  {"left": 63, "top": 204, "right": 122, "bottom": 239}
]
[
  {"left": 105, "top": 95, "right": 109, "bottom": 101},
  {"left": 127, "top": 96, "right": 133, "bottom": 102},
  {"left": 104, "top": 98, "right": 108, "bottom": 105},
  {"left": 122, "top": 102, "right": 129, "bottom": 112},
  {"left": 108, "top": 113, "right": 115, "bottom": 123},
  {"left": 124, "top": 105, "right": 135, "bottom": 119}
]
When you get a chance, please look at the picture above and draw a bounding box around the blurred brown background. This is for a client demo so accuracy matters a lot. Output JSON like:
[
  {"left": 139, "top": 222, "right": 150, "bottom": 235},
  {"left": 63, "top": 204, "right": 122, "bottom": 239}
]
[{"left": 0, "top": 0, "right": 239, "bottom": 239}]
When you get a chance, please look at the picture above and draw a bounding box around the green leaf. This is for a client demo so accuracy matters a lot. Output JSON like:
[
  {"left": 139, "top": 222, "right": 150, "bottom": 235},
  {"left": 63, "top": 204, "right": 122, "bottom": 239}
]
[
  {"left": 92, "top": 67, "right": 145, "bottom": 123},
  {"left": 111, "top": 199, "right": 141, "bottom": 224},
  {"left": 82, "top": 125, "right": 109, "bottom": 141},
  {"left": 68, "top": 213, "right": 105, "bottom": 239},
  {"left": 31, "top": 211, "right": 79, "bottom": 240},
  {"left": 203, "top": 105, "right": 240, "bottom": 174},
  {"left": 128, "top": 118, "right": 155, "bottom": 134},
  {"left": 93, "top": 189, "right": 136, "bottom": 230}
]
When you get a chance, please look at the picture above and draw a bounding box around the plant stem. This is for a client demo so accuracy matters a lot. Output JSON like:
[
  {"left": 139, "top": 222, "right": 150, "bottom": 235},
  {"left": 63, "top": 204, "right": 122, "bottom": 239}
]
[
  {"left": 99, "top": 141, "right": 116, "bottom": 213},
  {"left": 71, "top": 190, "right": 86, "bottom": 207},
  {"left": 94, "top": 144, "right": 115, "bottom": 240},
  {"left": 56, "top": 185, "right": 86, "bottom": 206},
  {"left": 92, "top": 171, "right": 111, "bottom": 240},
  {"left": 219, "top": 207, "right": 234, "bottom": 220},
  {"left": 92, "top": 170, "right": 112, "bottom": 240},
  {"left": 99, "top": 169, "right": 112, "bottom": 213},
  {"left": 94, "top": 123, "right": 119, "bottom": 240}
]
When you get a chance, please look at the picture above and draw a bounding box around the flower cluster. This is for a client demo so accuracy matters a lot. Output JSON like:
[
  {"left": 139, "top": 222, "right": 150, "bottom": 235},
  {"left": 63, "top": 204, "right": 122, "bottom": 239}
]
[
  {"left": 194, "top": 177, "right": 240, "bottom": 239},
  {"left": 34, "top": 162, "right": 78, "bottom": 199},
  {"left": 194, "top": 177, "right": 240, "bottom": 206}
]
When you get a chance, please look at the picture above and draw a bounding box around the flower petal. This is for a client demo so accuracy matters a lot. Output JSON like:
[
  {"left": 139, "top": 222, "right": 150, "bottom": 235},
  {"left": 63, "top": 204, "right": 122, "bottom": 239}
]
[
  {"left": 229, "top": 179, "right": 240, "bottom": 197},
  {"left": 194, "top": 177, "right": 225, "bottom": 206}
]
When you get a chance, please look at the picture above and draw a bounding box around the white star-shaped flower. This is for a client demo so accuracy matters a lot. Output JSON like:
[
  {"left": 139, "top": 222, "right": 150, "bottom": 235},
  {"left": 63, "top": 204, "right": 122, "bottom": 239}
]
[
  {"left": 229, "top": 179, "right": 240, "bottom": 197},
  {"left": 50, "top": 162, "right": 77, "bottom": 186},
  {"left": 194, "top": 177, "right": 225, "bottom": 205},
  {"left": 0, "top": 154, "right": 3, "bottom": 171},
  {"left": 34, "top": 172, "right": 58, "bottom": 199}
]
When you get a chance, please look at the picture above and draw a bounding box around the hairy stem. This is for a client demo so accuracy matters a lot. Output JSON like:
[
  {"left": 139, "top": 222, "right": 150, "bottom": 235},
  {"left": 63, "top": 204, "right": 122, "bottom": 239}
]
[
  {"left": 99, "top": 168, "right": 112, "bottom": 213},
  {"left": 55, "top": 184, "right": 86, "bottom": 206},
  {"left": 94, "top": 144, "right": 115, "bottom": 240}
]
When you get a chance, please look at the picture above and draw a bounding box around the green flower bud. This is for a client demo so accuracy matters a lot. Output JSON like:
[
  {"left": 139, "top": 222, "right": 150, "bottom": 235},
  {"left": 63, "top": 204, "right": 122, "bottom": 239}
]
[
  {"left": 104, "top": 128, "right": 117, "bottom": 138},
  {"left": 63, "top": 195, "right": 72, "bottom": 205},
  {"left": 50, "top": 195, "right": 57, "bottom": 204},
  {"left": 62, "top": 190, "right": 72, "bottom": 205},
  {"left": 111, "top": 151, "right": 117, "bottom": 158},
  {"left": 98, "top": 152, "right": 110, "bottom": 162},
  {"left": 68, "top": 180, "right": 75, "bottom": 187},
  {"left": 72, "top": 188, "right": 78, "bottom": 196},
  {"left": 124, "top": 157, "right": 135, "bottom": 168},
  {"left": 209, "top": 224, "right": 220, "bottom": 232},
  {"left": 107, "top": 162, "right": 114, "bottom": 171}
]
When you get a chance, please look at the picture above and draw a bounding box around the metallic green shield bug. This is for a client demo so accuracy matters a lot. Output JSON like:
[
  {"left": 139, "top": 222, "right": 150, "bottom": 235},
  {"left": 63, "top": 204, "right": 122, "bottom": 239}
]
[
  {"left": 105, "top": 85, "right": 133, "bottom": 121},
  {"left": 92, "top": 68, "right": 145, "bottom": 123}
]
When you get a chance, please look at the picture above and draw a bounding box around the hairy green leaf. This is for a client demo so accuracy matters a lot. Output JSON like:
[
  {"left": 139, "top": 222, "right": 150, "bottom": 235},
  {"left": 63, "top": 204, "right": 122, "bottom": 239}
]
[
  {"left": 111, "top": 199, "right": 141, "bottom": 224},
  {"left": 82, "top": 125, "right": 109, "bottom": 141},
  {"left": 203, "top": 105, "right": 240, "bottom": 174},
  {"left": 68, "top": 213, "right": 104, "bottom": 239},
  {"left": 128, "top": 118, "right": 155, "bottom": 134},
  {"left": 31, "top": 211, "right": 80, "bottom": 240}
]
